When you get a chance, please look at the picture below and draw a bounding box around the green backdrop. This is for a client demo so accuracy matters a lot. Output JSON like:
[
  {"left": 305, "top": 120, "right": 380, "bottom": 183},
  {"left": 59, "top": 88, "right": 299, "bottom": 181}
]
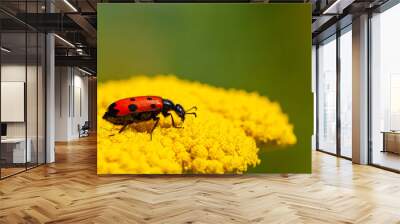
[{"left": 98, "top": 3, "right": 312, "bottom": 173}]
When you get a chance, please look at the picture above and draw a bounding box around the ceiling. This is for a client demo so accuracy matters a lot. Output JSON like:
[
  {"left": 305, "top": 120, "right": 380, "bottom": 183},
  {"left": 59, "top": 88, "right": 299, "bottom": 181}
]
[{"left": 0, "top": 0, "right": 391, "bottom": 74}]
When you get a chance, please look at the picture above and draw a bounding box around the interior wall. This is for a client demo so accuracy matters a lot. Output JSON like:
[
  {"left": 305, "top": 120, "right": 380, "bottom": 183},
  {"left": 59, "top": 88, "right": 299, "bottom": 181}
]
[
  {"left": 55, "top": 66, "right": 69, "bottom": 141},
  {"left": 1, "top": 64, "right": 39, "bottom": 138},
  {"left": 71, "top": 72, "right": 89, "bottom": 138},
  {"left": 55, "top": 66, "right": 89, "bottom": 141},
  {"left": 1, "top": 62, "right": 45, "bottom": 168}
]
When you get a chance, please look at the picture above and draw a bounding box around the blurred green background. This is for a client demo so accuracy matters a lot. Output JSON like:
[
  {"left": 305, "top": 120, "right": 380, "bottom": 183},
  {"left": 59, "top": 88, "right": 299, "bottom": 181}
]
[{"left": 98, "top": 3, "right": 312, "bottom": 173}]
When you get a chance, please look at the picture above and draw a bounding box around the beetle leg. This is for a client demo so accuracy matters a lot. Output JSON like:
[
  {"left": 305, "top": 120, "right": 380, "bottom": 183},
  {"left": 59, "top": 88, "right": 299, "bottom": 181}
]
[
  {"left": 164, "top": 112, "right": 183, "bottom": 128},
  {"left": 150, "top": 116, "right": 160, "bottom": 140},
  {"left": 119, "top": 122, "right": 132, "bottom": 133}
]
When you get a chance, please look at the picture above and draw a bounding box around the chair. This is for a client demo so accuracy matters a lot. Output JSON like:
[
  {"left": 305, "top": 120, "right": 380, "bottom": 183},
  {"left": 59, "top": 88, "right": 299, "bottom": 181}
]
[{"left": 79, "top": 121, "right": 90, "bottom": 138}]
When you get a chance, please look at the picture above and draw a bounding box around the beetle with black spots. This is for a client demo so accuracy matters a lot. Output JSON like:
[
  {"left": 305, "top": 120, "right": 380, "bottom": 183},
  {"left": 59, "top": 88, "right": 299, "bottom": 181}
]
[{"left": 103, "top": 96, "right": 197, "bottom": 139}]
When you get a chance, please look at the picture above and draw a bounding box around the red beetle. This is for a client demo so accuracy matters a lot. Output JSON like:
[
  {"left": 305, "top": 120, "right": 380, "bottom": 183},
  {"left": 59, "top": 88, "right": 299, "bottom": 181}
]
[{"left": 103, "top": 96, "right": 197, "bottom": 138}]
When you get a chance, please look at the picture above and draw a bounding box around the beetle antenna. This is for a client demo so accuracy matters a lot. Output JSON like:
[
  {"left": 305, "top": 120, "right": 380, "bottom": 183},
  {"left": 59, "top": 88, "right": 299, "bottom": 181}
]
[
  {"left": 186, "top": 112, "right": 197, "bottom": 117},
  {"left": 185, "top": 106, "right": 197, "bottom": 112}
]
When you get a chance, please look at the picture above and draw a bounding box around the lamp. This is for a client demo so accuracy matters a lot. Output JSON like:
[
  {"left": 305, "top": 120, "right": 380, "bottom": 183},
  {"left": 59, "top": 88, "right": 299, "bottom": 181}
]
[
  {"left": 63, "top": 0, "right": 78, "bottom": 12},
  {"left": 1, "top": 47, "right": 11, "bottom": 53},
  {"left": 54, "top": 34, "right": 75, "bottom": 48}
]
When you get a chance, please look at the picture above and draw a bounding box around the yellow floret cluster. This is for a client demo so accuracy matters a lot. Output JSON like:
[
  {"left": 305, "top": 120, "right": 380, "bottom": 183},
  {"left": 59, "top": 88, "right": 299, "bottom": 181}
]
[{"left": 97, "top": 75, "right": 296, "bottom": 174}]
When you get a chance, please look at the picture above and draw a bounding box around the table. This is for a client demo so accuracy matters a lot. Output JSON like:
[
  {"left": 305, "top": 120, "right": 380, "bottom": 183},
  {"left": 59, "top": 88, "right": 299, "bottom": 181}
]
[
  {"left": 1, "top": 138, "right": 31, "bottom": 163},
  {"left": 382, "top": 131, "right": 400, "bottom": 154}
]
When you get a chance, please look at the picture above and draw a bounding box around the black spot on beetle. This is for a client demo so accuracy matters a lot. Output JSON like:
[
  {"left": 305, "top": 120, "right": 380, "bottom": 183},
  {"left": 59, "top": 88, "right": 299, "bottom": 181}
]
[
  {"left": 147, "top": 97, "right": 152, "bottom": 100},
  {"left": 128, "top": 104, "right": 138, "bottom": 112},
  {"left": 150, "top": 104, "right": 156, "bottom": 109},
  {"left": 130, "top": 98, "right": 136, "bottom": 101}
]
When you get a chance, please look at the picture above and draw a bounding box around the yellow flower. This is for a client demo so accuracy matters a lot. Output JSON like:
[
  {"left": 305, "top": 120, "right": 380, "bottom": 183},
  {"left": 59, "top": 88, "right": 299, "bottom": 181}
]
[{"left": 97, "top": 75, "right": 296, "bottom": 174}]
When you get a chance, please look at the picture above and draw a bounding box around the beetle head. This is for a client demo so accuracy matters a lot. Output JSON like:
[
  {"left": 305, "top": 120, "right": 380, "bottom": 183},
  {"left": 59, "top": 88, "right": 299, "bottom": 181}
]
[{"left": 174, "top": 104, "right": 197, "bottom": 122}]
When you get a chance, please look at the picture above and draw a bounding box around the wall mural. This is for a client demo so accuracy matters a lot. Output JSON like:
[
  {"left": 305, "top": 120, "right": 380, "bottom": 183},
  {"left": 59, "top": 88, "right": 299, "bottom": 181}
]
[{"left": 97, "top": 3, "right": 312, "bottom": 174}]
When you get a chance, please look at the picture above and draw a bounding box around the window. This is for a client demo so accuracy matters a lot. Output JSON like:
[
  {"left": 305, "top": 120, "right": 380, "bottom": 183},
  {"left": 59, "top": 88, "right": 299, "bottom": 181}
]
[
  {"left": 316, "top": 25, "right": 353, "bottom": 158},
  {"left": 370, "top": 2, "right": 400, "bottom": 171},
  {"left": 339, "top": 27, "right": 352, "bottom": 158},
  {"left": 317, "top": 35, "right": 337, "bottom": 154}
]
